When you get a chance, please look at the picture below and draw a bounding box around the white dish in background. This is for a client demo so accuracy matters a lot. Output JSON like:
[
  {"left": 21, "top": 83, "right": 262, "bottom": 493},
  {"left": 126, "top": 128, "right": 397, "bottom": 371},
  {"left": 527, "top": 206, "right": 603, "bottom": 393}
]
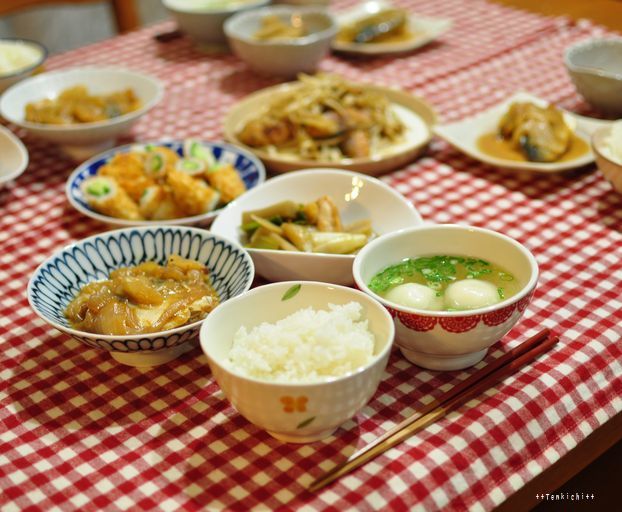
[
  {"left": 0, "top": 125, "right": 28, "bottom": 187},
  {"left": 0, "top": 67, "right": 163, "bottom": 161},
  {"left": 0, "top": 38, "right": 47, "bottom": 92},
  {"left": 210, "top": 168, "right": 423, "bottom": 285},
  {"left": 225, "top": 6, "right": 338, "bottom": 77},
  {"left": 223, "top": 80, "right": 437, "bottom": 175},
  {"left": 163, "top": 0, "right": 271, "bottom": 50},
  {"left": 434, "top": 92, "right": 596, "bottom": 173},
  {"left": 331, "top": 1, "right": 452, "bottom": 56},
  {"left": 565, "top": 38, "right": 622, "bottom": 116}
]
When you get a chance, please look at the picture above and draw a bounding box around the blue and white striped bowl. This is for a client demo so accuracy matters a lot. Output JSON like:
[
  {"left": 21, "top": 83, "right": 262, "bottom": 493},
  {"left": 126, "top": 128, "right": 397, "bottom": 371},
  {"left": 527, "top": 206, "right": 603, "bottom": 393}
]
[
  {"left": 66, "top": 140, "right": 266, "bottom": 227},
  {"left": 28, "top": 226, "right": 255, "bottom": 366}
]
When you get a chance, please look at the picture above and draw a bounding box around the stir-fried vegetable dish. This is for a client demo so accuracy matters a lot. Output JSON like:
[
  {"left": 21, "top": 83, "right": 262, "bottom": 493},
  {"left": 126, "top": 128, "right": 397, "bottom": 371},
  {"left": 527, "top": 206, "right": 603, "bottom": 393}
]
[{"left": 237, "top": 73, "right": 405, "bottom": 161}]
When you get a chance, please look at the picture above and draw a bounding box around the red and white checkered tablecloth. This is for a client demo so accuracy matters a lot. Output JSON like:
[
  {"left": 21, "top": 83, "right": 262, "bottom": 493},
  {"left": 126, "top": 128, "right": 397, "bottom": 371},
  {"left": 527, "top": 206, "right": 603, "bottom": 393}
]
[{"left": 1, "top": 0, "right": 622, "bottom": 510}]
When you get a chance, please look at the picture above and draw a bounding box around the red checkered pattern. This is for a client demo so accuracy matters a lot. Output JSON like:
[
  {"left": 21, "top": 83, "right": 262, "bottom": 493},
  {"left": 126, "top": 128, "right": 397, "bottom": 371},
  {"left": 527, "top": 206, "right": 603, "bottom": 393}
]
[{"left": 1, "top": 1, "right": 622, "bottom": 510}]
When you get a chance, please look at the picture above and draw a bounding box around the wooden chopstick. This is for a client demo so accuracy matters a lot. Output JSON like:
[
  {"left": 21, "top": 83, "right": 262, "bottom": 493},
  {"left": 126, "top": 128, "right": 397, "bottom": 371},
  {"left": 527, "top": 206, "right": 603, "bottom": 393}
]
[{"left": 308, "top": 328, "right": 557, "bottom": 492}]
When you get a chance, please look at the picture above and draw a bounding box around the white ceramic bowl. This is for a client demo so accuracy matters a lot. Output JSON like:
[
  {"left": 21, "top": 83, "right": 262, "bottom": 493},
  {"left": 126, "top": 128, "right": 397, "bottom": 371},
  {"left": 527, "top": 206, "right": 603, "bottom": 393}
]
[
  {"left": 0, "top": 67, "right": 164, "bottom": 160},
  {"left": 163, "top": 0, "right": 272, "bottom": 48},
  {"left": 28, "top": 226, "right": 254, "bottom": 367},
  {"left": 0, "top": 38, "right": 47, "bottom": 92},
  {"left": 225, "top": 6, "right": 338, "bottom": 76},
  {"left": 592, "top": 125, "right": 622, "bottom": 194},
  {"left": 0, "top": 125, "right": 28, "bottom": 187},
  {"left": 353, "top": 225, "right": 539, "bottom": 371},
  {"left": 565, "top": 38, "right": 622, "bottom": 115},
  {"left": 200, "top": 281, "right": 395, "bottom": 442},
  {"left": 210, "top": 168, "right": 423, "bottom": 284}
]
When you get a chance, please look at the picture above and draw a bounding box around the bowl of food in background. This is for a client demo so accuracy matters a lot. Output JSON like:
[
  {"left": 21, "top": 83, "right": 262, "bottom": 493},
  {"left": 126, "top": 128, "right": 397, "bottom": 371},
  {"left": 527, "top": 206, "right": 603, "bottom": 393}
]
[
  {"left": 592, "top": 121, "right": 622, "bottom": 194},
  {"left": 225, "top": 6, "right": 338, "bottom": 76},
  {"left": 28, "top": 226, "right": 254, "bottom": 367},
  {"left": 210, "top": 168, "right": 423, "bottom": 285},
  {"left": 565, "top": 38, "right": 622, "bottom": 116},
  {"left": 0, "top": 125, "right": 28, "bottom": 187},
  {"left": 353, "top": 225, "right": 538, "bottom": 371},
  {"left": 0, "top": 67, "right": 163, "bottom": 160},
  {"left": 66, "top": 139, "right": 265, "bottom": 226},
  {"left": 0, "top": 38, "right": 47, "bottom": 93},
  {"left": 163, "top": 0, "right": 272, "bottom": 49},
  {"left": 200, "top": 280, "right": 395, "bottom": 442}
]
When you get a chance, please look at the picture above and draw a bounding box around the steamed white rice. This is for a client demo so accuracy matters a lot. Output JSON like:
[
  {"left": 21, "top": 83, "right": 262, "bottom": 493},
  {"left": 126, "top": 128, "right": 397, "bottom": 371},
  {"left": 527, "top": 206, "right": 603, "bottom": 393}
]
[{"left": 227, "top": 302, "right": 375, "bottom": 382}]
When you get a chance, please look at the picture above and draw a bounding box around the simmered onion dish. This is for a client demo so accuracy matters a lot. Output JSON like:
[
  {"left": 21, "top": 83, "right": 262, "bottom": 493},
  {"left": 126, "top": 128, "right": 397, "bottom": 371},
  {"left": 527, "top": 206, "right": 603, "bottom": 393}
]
[{"left": 65, "top": 255, "right": 219, "bottom": 335}]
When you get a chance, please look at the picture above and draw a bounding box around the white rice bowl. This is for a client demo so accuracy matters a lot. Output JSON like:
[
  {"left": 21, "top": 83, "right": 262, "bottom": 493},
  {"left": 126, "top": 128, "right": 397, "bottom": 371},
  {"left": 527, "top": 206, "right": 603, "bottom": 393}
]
[{"left": 227, "top": 302, "right": 375, "bottom": 382}]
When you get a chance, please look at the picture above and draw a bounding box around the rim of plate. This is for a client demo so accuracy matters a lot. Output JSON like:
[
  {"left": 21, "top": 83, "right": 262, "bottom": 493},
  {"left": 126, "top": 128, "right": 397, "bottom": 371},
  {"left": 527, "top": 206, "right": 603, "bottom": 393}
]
[{"left": 0, "top": 125, "right": 29, "bottom": 185}]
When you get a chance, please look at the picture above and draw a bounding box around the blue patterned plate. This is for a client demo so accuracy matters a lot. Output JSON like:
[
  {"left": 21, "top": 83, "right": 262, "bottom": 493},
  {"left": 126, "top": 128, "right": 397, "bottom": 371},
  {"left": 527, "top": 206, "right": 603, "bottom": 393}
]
[
  {"left": 28, "top": 226, "right": 255, "bottom": 367},
  {"left": 66, "top": 140, "right": 266, "bottom": 226}
]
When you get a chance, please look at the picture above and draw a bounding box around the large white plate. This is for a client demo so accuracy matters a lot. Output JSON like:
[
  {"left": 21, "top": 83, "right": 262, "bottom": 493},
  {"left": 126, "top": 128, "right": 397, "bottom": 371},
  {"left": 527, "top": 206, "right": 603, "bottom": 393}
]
[
  {"left": 223, "top": 80, "right": 437, "bottom": 176},
  {"left": 331, "top": 1, "right": 452, "bottom": 56},
  {"left": 0, "top": 125, "right": 28, "bottom": 187},
  {"left": 434, "top": 92, "right": 604, "bottom": 173}
]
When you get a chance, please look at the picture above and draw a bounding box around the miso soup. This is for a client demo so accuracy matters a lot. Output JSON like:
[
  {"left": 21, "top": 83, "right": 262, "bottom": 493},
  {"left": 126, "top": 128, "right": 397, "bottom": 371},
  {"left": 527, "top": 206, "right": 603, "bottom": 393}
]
[{"left": 368, "top": 255, "right": 521, "bottom": 311}]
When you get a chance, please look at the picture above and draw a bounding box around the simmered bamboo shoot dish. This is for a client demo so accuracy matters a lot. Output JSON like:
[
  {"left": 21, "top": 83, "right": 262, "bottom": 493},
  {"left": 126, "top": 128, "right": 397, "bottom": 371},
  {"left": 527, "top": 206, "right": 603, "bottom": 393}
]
[{"left": 241, "top": 196, "right": 373, "bottom": 254}]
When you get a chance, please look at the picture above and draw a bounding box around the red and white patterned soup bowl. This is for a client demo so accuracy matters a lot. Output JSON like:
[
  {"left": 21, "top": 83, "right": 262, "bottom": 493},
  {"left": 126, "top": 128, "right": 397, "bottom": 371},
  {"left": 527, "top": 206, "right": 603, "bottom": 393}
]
[{"left": 353, "top": 225, "right": 538, "bottom": 371}]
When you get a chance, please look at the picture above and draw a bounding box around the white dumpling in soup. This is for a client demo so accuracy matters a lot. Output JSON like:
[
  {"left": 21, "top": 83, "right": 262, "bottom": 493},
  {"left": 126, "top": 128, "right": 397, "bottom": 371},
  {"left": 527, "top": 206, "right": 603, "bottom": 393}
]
[
  {"left": 385, "top": 283, "right": 444, "bottom": 311},
  {"left": 444, "top": 279, "right": 500, "bottom": 310}
]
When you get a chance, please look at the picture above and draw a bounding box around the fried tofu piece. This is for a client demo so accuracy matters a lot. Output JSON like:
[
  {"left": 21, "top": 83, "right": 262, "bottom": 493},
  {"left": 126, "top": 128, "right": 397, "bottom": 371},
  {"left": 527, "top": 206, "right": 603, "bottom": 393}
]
[{"left": 204, "top": 163, "right": 246, "bottom": 204}]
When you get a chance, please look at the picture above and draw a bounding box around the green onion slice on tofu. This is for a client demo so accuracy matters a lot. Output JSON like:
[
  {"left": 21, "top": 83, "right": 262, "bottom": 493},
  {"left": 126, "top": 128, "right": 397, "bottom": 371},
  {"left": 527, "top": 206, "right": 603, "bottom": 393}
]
[
  {"left": 175, "top": 157, "right": 206, "bottom": 176},
  {"left": 144, "top": 152, "right": 166, "bottom": 177},
  {"left": 83, "top": 177, "right": 113, "bottom": 198},
  {"left": 183, "top": 139, "right": 216, "bottom": 169}
]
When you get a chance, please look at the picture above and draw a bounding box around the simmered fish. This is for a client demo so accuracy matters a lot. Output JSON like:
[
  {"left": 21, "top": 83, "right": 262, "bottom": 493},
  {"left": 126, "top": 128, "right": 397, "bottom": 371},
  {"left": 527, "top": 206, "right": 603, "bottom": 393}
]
[
  {"left": 339, "top": 8, "right": 408, "bottom": 44},
  {"left": 498, "top": 102, "right": 572, "bottom": 162}
]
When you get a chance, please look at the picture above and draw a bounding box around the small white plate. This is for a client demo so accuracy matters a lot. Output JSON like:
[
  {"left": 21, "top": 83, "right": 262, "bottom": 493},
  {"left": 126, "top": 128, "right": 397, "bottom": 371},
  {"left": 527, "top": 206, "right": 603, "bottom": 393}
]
[
  {"left": 0, "top": 125, "right": 28, "bottom": 187},
  {"left": 331, "top": 1, "right": 452, "bottom": 56},
  {"left": 434, "top": 92, "right": 597, "bottom": 173}
]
